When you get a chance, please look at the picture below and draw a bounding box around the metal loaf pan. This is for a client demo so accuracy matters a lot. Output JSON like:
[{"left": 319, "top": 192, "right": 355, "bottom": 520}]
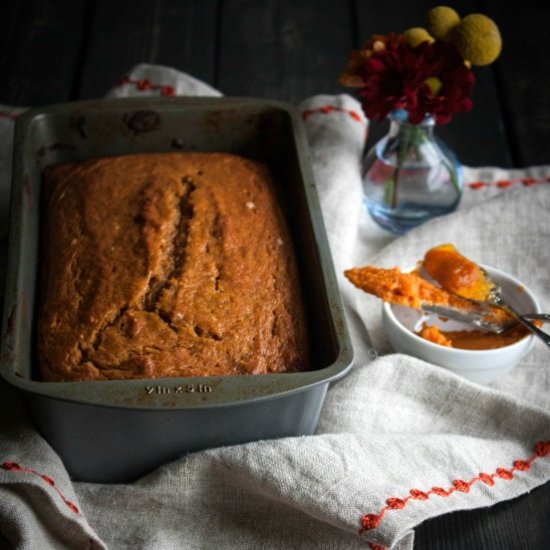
[{"left": 0, "top": 97, "right": 353, "bottom": 483}]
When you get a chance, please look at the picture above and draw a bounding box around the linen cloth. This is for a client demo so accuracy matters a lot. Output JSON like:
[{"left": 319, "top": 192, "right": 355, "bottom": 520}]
[{"left": 0, "top": 64, "right": 549, "bottom": 550}]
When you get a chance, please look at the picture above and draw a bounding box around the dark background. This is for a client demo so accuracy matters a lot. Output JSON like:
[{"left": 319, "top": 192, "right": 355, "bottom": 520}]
[{"left": 2, "top": 1, "right": 550, "bottom": 548}]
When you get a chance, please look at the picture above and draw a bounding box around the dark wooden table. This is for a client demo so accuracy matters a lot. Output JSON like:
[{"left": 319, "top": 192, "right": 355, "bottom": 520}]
[{"left": 2, "top": 1, "right": 549, "bottom": 548}]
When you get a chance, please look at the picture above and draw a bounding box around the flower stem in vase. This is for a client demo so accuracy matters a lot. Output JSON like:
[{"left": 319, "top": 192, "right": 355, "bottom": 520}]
[
  {"left": 385, "top": 120, "right": 417, "bottom": 209},
  {"left": 442, "top": 156, "right": 461, "bottom": 195},
  {"left": 361, "top": 111, "right": 463, "bottom": 234}
]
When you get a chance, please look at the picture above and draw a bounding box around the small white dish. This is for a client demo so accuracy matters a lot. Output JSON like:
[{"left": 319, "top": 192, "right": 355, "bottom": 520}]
[{"left": 382, "top": 265, "right": 541, "bottom": 384}]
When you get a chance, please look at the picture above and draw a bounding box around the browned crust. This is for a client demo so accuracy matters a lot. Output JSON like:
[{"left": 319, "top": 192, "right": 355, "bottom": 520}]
[{"left": 38, "top": 152, "right": 309, "bottom": 381}]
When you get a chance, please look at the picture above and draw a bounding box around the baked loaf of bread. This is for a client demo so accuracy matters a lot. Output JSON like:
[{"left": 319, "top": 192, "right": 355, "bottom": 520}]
[{"left": 38, "top": 152, "right": 309, "bottom": 381}]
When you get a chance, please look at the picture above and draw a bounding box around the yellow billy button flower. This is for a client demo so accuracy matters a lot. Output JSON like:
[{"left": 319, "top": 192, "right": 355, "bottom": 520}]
[
  {"left": 426, "top": 6, "right": 461, "bottom": 42},
  {"left": 423, "top": 77, "right": 443, "bottom": 96},
  {"left": 403, "top": 27, "right": 435, "bottom": 47},
  {"left": 451, "top": 13, "right": 502, "bottom": 66}
]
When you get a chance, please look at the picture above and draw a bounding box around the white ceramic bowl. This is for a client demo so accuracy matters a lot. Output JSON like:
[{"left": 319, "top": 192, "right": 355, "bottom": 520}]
[{"left": 382, "top": 266, "right": 541, "bottom": 384}]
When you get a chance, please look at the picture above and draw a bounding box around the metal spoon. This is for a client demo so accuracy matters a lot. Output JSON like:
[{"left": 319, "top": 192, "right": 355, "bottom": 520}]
[
  {"left": 421, "top": 303, "right": 517, "bottom": 333},
  {"left": 481, "top": 276, "right": 550, "bottom": 347},
  {"left": 421, "top": 304, "right": 550, "bottom": 344},
  {"left": 522, "top": 313, "right": 550, "bottom": 323},
  {"left": 416, "top": 256, "right": 549, "bottom": 344}
]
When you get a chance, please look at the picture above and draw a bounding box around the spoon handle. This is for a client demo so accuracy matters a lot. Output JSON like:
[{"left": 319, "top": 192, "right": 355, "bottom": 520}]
[
  {"left": 521, "top": 313, "right": 550, "bottom": 323},
  {"left": 492, "top": 298, "right": 550, "bottom": 348},
  {"left": 515, "top": 315, "right": 550, "bottom": 347}
]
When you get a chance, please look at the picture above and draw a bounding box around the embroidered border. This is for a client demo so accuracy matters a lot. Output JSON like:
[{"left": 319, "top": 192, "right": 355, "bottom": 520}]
[
  {"left": 300, "top": 105, "right": 550, "bottom": 191},
  {"left": 0, "top": 111, "right": 19, "bottom": 121},
  {"left": 468, "top": 176, "right": 550, "bottom": 190},
  {"left": 116, "top": 76, "right": 175, "bottom": 96},
  {"left": 301, "top": 104, "right": 365, "bottom": 124},
  {"left": 360, "top": 440, "right": 550, "bottom": 536},
  {"left": 1, "top": 461, "right": 80, "bottom": 514}
]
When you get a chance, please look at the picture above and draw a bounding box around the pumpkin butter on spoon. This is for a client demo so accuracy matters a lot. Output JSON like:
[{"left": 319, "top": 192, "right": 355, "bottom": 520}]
[
  {"left": 423, "top": 243, "right": 494, "bottom": 301},
  {"left": 345, "top": 244, "right": 531, "bottom": 350}
]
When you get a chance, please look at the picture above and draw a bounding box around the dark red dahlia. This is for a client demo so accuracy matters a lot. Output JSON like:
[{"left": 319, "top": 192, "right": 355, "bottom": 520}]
[
  {"left": 356, "top": 41, "right": 423, "bottom": 121},
  {"left": 351, "top": 37, "right": 475, "bottom": 124},
  {"left": 408, "top": 41, "right": 475, "bottom": 124}
]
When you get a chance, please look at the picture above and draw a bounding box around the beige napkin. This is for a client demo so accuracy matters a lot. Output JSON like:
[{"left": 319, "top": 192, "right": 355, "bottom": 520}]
[{"left": 1, "top": 65, "right": 549, "bottom": 550}]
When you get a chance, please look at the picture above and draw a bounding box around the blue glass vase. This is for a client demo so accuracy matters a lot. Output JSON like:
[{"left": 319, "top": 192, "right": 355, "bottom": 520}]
[{"left": 362, "top": 110, "right": 463, "bottom": 234}]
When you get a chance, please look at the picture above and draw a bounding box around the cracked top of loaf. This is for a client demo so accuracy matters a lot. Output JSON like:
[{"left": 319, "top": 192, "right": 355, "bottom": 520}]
[{"left": 38, "top": 152, "right": 309, "bottom": 381}]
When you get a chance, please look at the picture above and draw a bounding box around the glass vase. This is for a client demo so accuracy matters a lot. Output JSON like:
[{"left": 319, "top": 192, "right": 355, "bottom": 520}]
[{"left": 362, "top": 110, "right": 463, "bottom": 234}]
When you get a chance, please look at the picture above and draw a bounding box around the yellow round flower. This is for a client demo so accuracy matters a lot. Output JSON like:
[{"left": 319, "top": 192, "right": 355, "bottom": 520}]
[
  {"left": 423, "top": 77, "right": 443, "bottom": 96},
  {"left": 403, "top": 27, "right": 434, "bottom": 47},
  {"left": 451, "top": 13, "right": 502, "bottom": 66},
  {"left": 426, "top": 6, "right": 461, "bottom": 41}
]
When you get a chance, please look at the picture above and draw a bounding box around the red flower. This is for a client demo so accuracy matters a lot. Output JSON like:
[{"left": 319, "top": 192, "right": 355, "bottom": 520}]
[
  {"left": 339, "top": 33, "right": 405, "bottom": 88},
  {"left": 348, "top": 36, "right": 475, "bottom": 125},
  {"left": 409, "top": 42, "right": 474, "bottom": 124},
  {"left": 356, "top": 40, "right": 421, "bottom": 121}
]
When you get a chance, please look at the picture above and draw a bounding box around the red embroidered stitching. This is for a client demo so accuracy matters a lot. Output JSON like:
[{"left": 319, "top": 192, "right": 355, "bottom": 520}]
[
  {"left": 0, "top": 111, "right": 19, "bottom": 121},
  {"left": 117, "top": 76, "right": 175, "bottom": 96},
  {"left": 301, "top": 104, "right": 365, "bottom": 124},
  {"left": 1, "top": 461, "right": 80, "bottom": 514},
  {"left": 359, "top": 440, "right": 550, "bottom": 534},
  {"left": 468, "top": 176, "right": 550, "bottom": 190}
]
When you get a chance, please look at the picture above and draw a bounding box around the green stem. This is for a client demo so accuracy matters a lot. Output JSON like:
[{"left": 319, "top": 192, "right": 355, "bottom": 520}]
[
  {"left": 441, "top": 157, "right": 461, "bottom": 196},
  {"left": 387, "top": 124, "right": 417, "bottom": 209}
]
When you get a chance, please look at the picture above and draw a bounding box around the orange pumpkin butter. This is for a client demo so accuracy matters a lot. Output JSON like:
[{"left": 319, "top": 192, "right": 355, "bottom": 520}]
[
  {"left": 344, "top": 244, "right": 525, "bottom": 351},
  {"left": 344, "top": 265, "right": 511, "bottom": 324},
  {"left": 419, "top": 324, "right": 452, "bottom": 347},
  {"left": 423, "top": 243, "right": 493, "bottom": 301},
  {"left": 344, "top": 266, "right": 454, "bottom": 309},
  {"left": 420, "top": 324, "right": 532, "bottom": 350}
]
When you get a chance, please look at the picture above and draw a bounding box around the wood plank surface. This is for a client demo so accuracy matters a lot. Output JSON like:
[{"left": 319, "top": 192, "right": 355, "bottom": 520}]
[
  {"left": 77, "top": 0, "right": 218, "bottom": 99},
  {"left": 416, "top": 479, "right": 550, "bottom": 549},
  {"left": 483, "top": 0, "right": 550, "bottom": 167},
  {"left": 217, "top": 0, "right": 353, "bottom": 102},
  {"left": 0, "top": 0, "right": 90, "bottom": 105}
]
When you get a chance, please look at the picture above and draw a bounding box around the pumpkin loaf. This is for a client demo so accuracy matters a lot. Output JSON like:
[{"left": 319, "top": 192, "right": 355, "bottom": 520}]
[{"left": 38, "top": 152, "right": 309, "bottom": 381}]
